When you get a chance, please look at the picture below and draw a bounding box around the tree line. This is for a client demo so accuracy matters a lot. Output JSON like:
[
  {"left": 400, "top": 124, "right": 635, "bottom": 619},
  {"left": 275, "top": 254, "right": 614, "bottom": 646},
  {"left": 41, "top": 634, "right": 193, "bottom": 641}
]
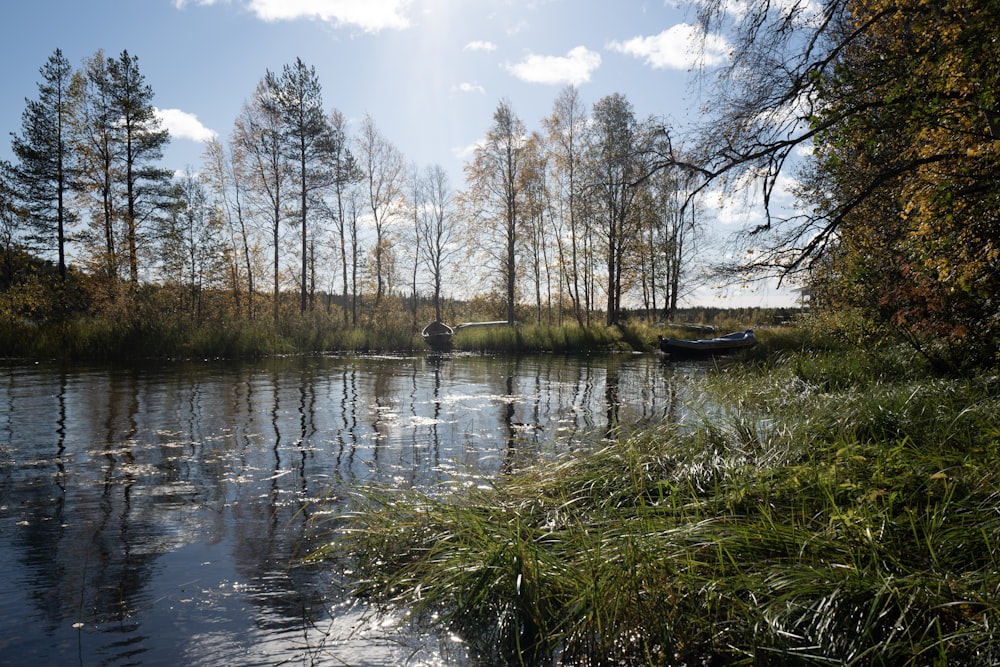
[
  {"left": 12, "top": 0, "right": 991, "bottom": 368},
  {"left": 1, "top": 49, "right": 703, "bottom": 333}
]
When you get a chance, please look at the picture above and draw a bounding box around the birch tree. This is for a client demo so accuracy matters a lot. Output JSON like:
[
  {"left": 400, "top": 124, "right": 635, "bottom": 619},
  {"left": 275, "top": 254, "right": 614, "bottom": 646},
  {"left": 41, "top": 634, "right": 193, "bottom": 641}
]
[
  {"left": 544, "top": 86, "right": 589, "bottom": 324},
  {"left": 70, "top": 50, "right": 120, "bottom": 289},
  {"left": 407, "top": 162, "right": 422, "bottom": 322},
  {"left": 203, "top": 138, "right": 257, "bottom": 318},
  {"left": 418, "top": 164, "right": 458, "bottom": 322},
  {"left": 319, "top": 108, "right": 360, "bottom": 324},
  {"left": 356, "top": 113, "right": 405, "bottom": 308},
  {"left": 461, "top": 98, "right": 527, "bottom": 324},
  {"left": 159, "top": 168, "right": 226, "bottom": 322},
  {"left": 588, "top": 93, "right": 644, "bottom": 325},
  {"left": 233, "top": 80, "right": 289, "bottom": 321},
  {"left": 521, "top": 132, "right": 552, "bottom": 324}
]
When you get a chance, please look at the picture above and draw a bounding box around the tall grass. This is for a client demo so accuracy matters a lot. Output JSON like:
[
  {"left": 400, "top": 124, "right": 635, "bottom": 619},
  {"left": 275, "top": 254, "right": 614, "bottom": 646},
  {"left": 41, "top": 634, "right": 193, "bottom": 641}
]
[
  {"left": 312, "top": 336, "right": 1000, "bottom": 666},
  {"left": 0, "top": 310, "right": 427, "bottom": 360},
  {"left": 2, "top": 312, "right": 672, "bottom": 360},
  {"left": 453, "top": 322, "right": 656, "bottom": 353}
]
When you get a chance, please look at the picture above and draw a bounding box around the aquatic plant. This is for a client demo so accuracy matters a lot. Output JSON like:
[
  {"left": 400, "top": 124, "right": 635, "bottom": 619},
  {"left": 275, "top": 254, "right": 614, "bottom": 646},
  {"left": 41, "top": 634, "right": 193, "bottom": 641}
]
[{"left": 312, "top": 337, "right": 1000, "bottom": 665}]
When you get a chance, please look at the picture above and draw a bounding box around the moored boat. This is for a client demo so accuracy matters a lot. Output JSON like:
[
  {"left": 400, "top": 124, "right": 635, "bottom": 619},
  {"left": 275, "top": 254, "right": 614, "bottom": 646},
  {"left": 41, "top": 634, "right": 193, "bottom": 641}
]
[
  {"left": 453, "top": 320, "right": 513, "bottom": 330},
  {"left": 422, "top": 320, "right": 454, "bottom": 350},
  {"left": 658, "top": 329, "right": 757, "bottom": 358}
]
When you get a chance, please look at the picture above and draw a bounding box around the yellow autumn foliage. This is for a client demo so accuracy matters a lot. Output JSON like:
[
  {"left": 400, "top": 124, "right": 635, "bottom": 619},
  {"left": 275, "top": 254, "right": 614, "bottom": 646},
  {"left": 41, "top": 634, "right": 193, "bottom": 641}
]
[{"left": 806, "top": 0, "right": 1000, "bottom": 365}]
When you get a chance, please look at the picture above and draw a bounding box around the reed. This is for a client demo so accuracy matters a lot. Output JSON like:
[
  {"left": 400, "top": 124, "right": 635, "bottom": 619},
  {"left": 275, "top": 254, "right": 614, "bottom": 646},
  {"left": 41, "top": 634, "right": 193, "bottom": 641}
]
[
  {"left": 312, "top": 337, "right": 1000, "bottom": 666},
  {"left": 452, "top": 323, "right": 648, "bottom": 353}
]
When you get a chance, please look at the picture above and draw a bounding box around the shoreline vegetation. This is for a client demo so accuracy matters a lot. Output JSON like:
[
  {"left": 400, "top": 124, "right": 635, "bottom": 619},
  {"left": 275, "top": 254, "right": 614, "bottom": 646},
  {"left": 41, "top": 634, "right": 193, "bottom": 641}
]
[
  {"left": 309, "top": 328, "right": 1000, "bottom": 666},
  {"left": 0, "top": 292, "right": 795, "bottom": 361}
]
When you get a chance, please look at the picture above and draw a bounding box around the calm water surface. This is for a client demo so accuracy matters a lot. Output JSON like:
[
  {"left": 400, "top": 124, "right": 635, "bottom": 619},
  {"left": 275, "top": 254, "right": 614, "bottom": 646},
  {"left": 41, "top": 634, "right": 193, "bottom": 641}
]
[{"left": 0, "top": 353, "right": 709, "bottom": 666}]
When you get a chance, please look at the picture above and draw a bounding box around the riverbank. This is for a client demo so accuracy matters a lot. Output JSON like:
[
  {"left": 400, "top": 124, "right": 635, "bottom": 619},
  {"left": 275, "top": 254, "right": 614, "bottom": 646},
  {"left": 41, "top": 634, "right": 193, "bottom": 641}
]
[
  {"left": 312, "top": 330, "right": 1000, "bottom": 665},
  {"left": 1, "top": 309, "right": 772, "bottom": 360}
]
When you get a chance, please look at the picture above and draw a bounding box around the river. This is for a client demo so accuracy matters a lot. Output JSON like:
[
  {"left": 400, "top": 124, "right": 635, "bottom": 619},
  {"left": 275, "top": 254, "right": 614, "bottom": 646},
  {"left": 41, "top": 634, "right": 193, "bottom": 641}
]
[{"left": 0, "top": 353, "right": 708, "bottom": 666}]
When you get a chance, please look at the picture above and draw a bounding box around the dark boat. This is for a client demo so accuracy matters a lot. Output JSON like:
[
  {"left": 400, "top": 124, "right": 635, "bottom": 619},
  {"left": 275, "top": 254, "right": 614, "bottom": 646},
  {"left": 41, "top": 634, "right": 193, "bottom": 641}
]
[
  {"left": 658, "top": 329, "right": 757, "bottom": 358},
  {"left": 422, "top": 320, "right": 454, "bottom": 350}
]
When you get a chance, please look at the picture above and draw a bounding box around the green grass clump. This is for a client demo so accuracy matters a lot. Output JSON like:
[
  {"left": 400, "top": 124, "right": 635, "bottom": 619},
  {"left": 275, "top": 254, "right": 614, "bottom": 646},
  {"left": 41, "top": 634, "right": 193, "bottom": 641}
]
[
  {"left": 312, "top": 340, "right": 1000, "bottom": 666},
  {"left": 454, "top": 323, "right": 650, "bottom": 353}
]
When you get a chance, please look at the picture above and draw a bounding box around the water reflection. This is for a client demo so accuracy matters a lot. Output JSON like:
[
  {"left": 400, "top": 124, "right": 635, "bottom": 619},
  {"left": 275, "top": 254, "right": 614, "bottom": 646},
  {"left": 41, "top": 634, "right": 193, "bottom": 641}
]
[{"left": 0, "top": 354, "right": 708, "bottom": 666}]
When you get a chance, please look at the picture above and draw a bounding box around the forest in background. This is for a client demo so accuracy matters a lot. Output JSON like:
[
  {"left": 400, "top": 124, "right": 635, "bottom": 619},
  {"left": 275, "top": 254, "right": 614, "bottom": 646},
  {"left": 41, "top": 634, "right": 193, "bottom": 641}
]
[
  {"left": 2, "top": 0, "right": 999, "bottom": 370},
  {"left": 1, "top": 49, "right": 714, "bottom": 357}
]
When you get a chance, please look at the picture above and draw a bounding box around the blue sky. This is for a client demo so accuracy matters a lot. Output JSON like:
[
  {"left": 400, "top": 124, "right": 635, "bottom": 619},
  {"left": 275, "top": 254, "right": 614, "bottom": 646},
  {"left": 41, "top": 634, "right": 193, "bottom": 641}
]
[{"left": 0, "top": 0, "right": 799, "bottom": 307}]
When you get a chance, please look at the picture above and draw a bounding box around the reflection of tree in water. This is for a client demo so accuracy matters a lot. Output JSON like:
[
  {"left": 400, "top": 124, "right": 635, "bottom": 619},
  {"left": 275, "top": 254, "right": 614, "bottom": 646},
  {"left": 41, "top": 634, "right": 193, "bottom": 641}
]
[
  {"left": 499, "top": 358, "right": 547, "bottom": 474},
  {"left": 333, "top": 367, "right": 361, "bottom": 484},
  {"left": 0, "top": 354, "right": 713, "bottom": 664},
  {"left": 428, "top": 355, "right": 444, "bottom": 471},
  {"left": 228, "top": 359, "right": 341, "bottom": 630},
  {"left": 3, "top": 366, "right": 168, "bottom": 661},
  {"left": 3, "top": 368, "right": 73, "bottom": 635},
  {"left": 1, "top": 361, "right": 334, "bottom": 661}
]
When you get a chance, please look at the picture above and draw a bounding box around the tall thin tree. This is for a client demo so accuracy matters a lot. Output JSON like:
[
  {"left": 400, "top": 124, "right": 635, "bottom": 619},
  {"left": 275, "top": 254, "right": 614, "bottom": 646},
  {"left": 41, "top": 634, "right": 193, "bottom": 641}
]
[
  {"left": 70, "top": 50, "right": 120, "bottom": 288},
  {"left": 462, "top": 99, "right": 527, "bottom": 324},
  {"left": 408, "top": 162, "right": 422, "bottom": 324},
  {"left": 588, "top": 93, "right": 643, "bottom": 326},
  {"left": 418, "top": 164, "right": 457, "bottom": 323},
  {"left": 204, "top": 138, "right": 256, "bottom": 318},
  {"left": 262, "top": 58, "right": 330, "bottom": 313},
  {"left": 11, "top": 49, "right": 75, "bottom": 282},
  {"left": 356, "top": 113, "right": 405, "bottom": 308},
  {"left": 544, "top": 86, "right": 588, "bottom": 324},
  {"left": 234, "top": 80, "right": 289, "bottom": 321},
  {"left": 108, "top": 50, "right": 171, "bottom": 286},
  {"left": 320, "top": 108, "right": 360, "bottom": 325}
]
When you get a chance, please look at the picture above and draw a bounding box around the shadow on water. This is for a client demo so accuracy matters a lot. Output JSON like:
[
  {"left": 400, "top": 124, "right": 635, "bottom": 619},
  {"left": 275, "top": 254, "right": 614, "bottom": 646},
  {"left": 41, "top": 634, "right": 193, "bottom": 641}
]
[{"left": 0, "top": 353, "right": 712, "bottom": 666}]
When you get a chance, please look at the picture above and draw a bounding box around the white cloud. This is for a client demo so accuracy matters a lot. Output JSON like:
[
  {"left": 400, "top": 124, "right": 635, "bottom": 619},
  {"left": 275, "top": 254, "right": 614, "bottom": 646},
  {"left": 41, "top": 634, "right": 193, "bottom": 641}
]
[
  {"left": 246, "top": 0, "right": 411, "bottom": 32},
  {"left": 608, "top": 23, "right": 729, "bottom": 70},
  {"left": 505, "top": 46, "right": 601, "bottom": 86},
  {"left": 155, "top": 108, "right": 217, "bottom": 143},
  {"left": 464, "top": 40, "right": 497, "bottom": 52},
  {"left": 172, "top": 0, "right": 222, "bottom": 7},
  {"left": 454, "top": 82, "right": 486, "bottom": 95},
  {"left": 452, "top": 139, "right": 484, "bottom": 161}
]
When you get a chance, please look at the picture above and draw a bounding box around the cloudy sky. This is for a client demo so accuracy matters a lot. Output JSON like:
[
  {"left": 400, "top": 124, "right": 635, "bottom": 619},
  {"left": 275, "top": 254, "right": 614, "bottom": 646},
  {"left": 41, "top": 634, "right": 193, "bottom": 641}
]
[{"left": 0, "top": 0, "right": 798, "bottom": 307}]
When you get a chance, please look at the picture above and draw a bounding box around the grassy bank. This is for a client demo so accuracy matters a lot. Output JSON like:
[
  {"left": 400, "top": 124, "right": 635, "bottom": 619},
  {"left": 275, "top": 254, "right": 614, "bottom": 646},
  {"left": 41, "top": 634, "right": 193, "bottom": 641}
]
[
  {"left": 312, "top": 330, "right": 1000, "bottom": 665},
  {"left": 1, "top": 310, "right": 677, "bottom": 360},
  {"left": 0, "top": 316, "right": 422, "bottom": 360},
  {"left": 450, "top": 321, "right": 658, "bottom": 354}
]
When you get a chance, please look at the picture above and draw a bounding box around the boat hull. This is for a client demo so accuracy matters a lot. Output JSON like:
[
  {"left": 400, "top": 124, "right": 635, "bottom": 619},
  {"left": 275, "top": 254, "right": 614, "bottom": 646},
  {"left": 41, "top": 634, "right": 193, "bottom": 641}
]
[
  {"left": 422, "top": 321, "right": 454, "bottom": 350},
  {"left": 658, "top": 329, "right": 756, "bottom": 358}
]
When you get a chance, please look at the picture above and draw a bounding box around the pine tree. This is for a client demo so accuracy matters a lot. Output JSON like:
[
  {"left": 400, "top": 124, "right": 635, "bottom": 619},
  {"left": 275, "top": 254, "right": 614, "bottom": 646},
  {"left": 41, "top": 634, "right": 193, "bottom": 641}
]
[
  {"left": 11, "top": 49, "right": 75, "bottom": 281},
  {"left": 108, "top": 50, "right": 171, "bottom": 285}
]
